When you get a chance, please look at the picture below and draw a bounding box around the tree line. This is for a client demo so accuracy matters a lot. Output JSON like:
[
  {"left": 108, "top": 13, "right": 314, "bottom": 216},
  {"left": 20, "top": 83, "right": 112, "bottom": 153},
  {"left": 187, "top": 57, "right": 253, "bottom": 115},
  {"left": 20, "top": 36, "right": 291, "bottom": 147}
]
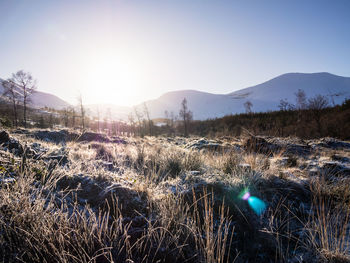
[
  {"left": 0, "top": 70, "right": 194, "bottom": 137},
  {"left": 1, "top": 70, "right": 348, "bottom": 139},
  {"left": 190, "top": 92, "right": 350, "bottom": 140}
]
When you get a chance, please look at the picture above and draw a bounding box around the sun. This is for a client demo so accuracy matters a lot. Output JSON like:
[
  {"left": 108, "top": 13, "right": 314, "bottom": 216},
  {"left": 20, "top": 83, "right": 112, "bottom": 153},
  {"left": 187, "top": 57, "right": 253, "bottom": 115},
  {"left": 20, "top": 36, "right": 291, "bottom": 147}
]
[{"left": 79, "top": 48, "right": 149, "bottom": 106}]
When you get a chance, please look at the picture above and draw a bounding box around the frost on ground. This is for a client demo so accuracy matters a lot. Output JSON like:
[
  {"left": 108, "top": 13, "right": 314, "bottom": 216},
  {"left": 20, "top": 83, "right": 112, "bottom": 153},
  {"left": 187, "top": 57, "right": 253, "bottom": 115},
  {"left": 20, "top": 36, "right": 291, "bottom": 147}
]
[{"left": 0, "top": 129, "right": 350, "bottom": 262}]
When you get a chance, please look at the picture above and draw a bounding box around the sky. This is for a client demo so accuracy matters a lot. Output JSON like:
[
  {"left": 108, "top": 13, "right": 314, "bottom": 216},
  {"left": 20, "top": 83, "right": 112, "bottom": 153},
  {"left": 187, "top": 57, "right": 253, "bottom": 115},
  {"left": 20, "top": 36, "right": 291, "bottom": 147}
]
[{"left": 0, "top": 0, "right": 350, "bottom": 106}]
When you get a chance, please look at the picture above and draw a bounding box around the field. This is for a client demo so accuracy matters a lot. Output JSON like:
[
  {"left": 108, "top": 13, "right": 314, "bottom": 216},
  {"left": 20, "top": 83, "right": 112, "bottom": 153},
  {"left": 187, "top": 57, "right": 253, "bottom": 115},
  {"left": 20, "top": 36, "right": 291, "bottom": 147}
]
[{"left": 1, "top": 129, "right": 350, "bottom": 262}]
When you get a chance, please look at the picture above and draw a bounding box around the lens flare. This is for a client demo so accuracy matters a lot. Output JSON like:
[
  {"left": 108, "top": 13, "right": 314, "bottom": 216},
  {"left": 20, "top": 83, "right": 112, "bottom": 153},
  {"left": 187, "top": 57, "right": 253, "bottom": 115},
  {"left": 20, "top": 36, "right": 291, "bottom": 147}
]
[
  {"left": 242, "top": 192, "right": 250, "bottom": 200},
  {"left": 239, "top": 188, "right": 267, "bottom": 216},
  {"left": 247, "top": 196, "right": 266, "bottom": 216}
]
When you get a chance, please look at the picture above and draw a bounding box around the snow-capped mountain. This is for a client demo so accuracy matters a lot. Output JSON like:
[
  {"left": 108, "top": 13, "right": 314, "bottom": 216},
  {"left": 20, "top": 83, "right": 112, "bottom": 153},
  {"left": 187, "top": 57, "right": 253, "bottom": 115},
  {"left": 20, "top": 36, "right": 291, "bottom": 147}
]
[
  {"left": 0, "top": 78, "right": 71, "bottom": 109},
  {"left": 229, "top": 72, "right": 350, "bottom": 111},
  {"left": 137, "top": 90, "right": 239, "bottom": 120},
  {"left": 1, "top": 72, "right": 349, "bottom": 120},
  {"left": 138, "top": 72, "right": 350, "bottom": 120}
]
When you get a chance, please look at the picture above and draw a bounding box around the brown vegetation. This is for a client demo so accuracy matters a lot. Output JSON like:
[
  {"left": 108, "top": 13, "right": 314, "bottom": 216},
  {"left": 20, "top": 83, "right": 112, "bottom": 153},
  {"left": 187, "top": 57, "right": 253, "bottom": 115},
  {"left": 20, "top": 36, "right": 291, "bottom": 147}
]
[{"left": 0, "top": 129, "right": 349, "bottom": 262}]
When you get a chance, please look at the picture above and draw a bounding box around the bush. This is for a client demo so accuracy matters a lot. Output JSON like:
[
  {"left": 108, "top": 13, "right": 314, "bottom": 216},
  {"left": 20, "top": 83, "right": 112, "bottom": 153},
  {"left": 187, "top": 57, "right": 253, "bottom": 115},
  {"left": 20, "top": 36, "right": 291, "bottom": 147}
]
[{"left": 0, "top": 117, "right": 12, "bottom": 128}]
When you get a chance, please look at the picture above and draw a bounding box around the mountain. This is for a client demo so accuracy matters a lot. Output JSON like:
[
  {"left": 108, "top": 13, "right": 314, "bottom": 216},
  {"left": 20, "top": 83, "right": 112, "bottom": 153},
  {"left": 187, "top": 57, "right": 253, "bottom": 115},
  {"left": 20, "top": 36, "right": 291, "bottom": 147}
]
[
  {"left": 138, "top": 90, "right": 239, "bottom": 120},
  {"left": 229, "top": 72, "right": 350, "bottom": 111},
  {"left": 2, "top": 72, "right": 349, "bottom": 120},
  {"left": 0, "top": 78, "right": 71, "bottom": 109},
  {"left": 137, "top": 72, "right": 350, "bottom": 120}
]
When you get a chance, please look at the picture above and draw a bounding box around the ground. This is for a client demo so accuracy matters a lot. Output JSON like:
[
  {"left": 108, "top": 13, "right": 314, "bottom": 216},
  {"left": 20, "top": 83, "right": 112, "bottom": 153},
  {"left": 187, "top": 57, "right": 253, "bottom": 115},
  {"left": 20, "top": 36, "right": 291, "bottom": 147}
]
[{"left": 0, "top": 129, "right": 350, "bottom": 262}]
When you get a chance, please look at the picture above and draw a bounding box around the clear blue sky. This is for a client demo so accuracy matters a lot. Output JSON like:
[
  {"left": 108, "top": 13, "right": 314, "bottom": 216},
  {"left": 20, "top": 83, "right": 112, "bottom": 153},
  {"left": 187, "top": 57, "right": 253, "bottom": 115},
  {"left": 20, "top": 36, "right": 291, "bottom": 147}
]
[{"left": 1, "top": 0, "right": 349, "bottom": 106}]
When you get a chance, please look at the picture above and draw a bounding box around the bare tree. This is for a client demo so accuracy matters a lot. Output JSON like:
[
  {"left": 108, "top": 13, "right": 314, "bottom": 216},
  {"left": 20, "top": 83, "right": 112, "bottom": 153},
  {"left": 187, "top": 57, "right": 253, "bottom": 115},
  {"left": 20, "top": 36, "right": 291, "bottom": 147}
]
[
  {"left": 104, "top": 108, "right": 111, "bottom": 134},
  {"left": 70, "top": 107, "right": 76, "bottom": 128},
  {"left": 96, "top": 106, "right": 100, "bottom": 132},
  {"left": 164, "top": 110, "right": 176, "bottom": 136},
  {"left": 2, "top": 79, "right": 20, "bottom": 127},
  {"left": 244, "top": 100, "right": 253, "bottom": 114},
  {"left": 164, "top": 110, "right": 169, "bottom": 125},
  {"left": 128, "top": 112, "right": 136, "bottom": 136},
  {"left": 170, "top": 111, "right": 176, "bottom": 129},
  {"left": 63, "top": 108, "right": 69, "bottom": 127},
  {"left": 77, "top": 94, "right": 85, "bottom": 130},
  {"left": 38, "top": 114, "right": 45, "bottom": 128},
  {"left": 111, "top": 120, "right": 118, "bottom": 135},
  {"left": 279, "top": 99, "right": 288, "bottom": 111},
  {"left": 143, "top": 102, "right": 152, "bottom": 136},
  {"left": 9, "top": 70, "right": 37, "bottom": 127},
  {"left": 134, "top": 106, "right": 144, "bottom": 136},
  {"left": 278, "top": 99, "right": 295, "bottom": 111},
  {"left": 179, "top": 98, "right": 193, "bottom": 137},
  {"left": 308, "top": 94, "right": 329, "bottom": 133},
  {"left": 308, "top": 94, "right": 329, "bottom": 110},
  {"left": 295, "top": 89, "right": 307, "bottom": 110},
  {"left": 49, "top": 113, "right": 54, "bottom": 128}
]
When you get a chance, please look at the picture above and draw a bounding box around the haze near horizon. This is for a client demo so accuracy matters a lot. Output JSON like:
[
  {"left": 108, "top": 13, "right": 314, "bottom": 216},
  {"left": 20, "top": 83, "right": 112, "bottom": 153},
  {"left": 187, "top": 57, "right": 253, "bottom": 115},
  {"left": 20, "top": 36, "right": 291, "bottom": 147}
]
[{"left": 1, "top": 0, "right": 350, "bottom": 106}]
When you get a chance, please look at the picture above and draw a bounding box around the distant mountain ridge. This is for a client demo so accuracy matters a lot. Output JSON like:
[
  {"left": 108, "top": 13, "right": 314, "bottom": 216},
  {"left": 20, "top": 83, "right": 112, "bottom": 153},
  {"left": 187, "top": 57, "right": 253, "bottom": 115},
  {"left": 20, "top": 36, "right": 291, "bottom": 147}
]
[
  {"left": 229, "top": 72, "right": 350, "bottom": 110},
  {"left": 1, "top": 72, "right": 350, "bottom": 120},
  {"left": 0, "top": 78, "right": 71, "bottom": 109},
  {"left": 138, "top": 90, "right": 238, "bottom": 120},
  {"left": 140, "top": 72, "right": 350, "bottom": 120}
]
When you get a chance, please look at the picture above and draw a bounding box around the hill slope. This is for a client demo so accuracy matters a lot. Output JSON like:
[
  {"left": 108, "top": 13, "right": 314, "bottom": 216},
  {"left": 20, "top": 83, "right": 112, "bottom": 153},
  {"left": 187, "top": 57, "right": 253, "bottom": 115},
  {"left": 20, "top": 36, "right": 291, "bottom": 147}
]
[
  {"left": 229, "top": 72, "right": 350, "bottom": 111},
  {"left": 138, "top": 90, "right": 238, "bottom": 120},
  {"left": 140, "top": 72, "right": 350, "bottom": 120},
  {"left": 0, "top": 78, "right": 71, "bottom": 109},
  {"left": 2, "top": 72, "right": 349, "bottom": 120}
]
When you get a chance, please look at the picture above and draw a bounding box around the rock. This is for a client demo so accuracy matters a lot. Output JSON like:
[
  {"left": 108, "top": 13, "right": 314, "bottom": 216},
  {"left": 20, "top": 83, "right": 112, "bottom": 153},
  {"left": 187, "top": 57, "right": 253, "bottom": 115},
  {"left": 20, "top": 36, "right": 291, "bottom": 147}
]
[
  {"left": 256, "top": 136, "right": 312, "bottom": 156},
  {"left": 8, "top": 139, "right": 24, "bottom": 155},
  {"left": 34, "top": 130, "right": 69, "bottom": 144},
  {"left": 33, "top": 130, "right": 126, "bottom": 144},
  {"left": 0, "top": 131, "right": 10, "bottom": 143},
  {"left": 242, "top": 135, "right": 311, "bottom": 155},
  {"left": 186, "top": 138, "right": 231, "bottom": 152},
  {"left": 267, "top": 137, "right": 311, "bottom": 155},
  {"left": 111, "top": 136, "right": 127, "bottom": 144},
  {"left": 285, "top": 144, "right": 311, "bottom": 156},
  {"left": 77, "top": 132, "right": 110, "bottom": 143},
  {"left": 321, "top": 161, "right": 350, "bottom": 176},
  {"left": 77, "top": 132, "right": 127, "bottom": 144},
  {"left": 314, "top": 137, "right": 350, "bottom": 149},
  {"left": 331, "top": 154, "right": 350, "bottom": 163},
  {"left": 12, "top": 129, "right": 31, "bottom": 135},
  {"left": 99, "top": 183, "right": 147, "bottom": 217},
  {"left": 67, "top": 131, "right": 80, "bottom": 141},
  {"left": 0, "top": 131, "right": 24, "bottom": 155},
  {"left": 242, "top": 135, "right": 281, "bottom": 154}
]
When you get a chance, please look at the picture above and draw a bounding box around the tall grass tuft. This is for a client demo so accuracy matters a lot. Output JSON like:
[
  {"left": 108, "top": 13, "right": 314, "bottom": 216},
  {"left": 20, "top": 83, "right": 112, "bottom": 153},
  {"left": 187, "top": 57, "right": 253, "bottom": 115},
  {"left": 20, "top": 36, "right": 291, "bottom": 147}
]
[{"left": 304, "top": 180, "right": 350, "bottom": 262}]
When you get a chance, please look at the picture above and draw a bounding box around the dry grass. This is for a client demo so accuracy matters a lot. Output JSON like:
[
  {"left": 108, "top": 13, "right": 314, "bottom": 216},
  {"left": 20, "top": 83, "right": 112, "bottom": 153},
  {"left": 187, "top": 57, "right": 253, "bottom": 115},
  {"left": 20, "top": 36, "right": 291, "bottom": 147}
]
[
  {"left": 0, "top": 145, "right": 235, "bottom": 262},
  {"left": 303, "top": 179, "right": 350, "bottom": 262},
  {"left": 1, "top": 130, "right": 350, "bottom": 262}
]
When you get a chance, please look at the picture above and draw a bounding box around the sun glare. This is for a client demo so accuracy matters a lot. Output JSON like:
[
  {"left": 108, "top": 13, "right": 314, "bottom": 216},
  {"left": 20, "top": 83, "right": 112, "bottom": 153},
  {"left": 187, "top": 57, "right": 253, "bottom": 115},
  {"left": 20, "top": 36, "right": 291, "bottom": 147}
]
[{"left": 80, "top": 49, "right": 149, "bottom": 106}]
